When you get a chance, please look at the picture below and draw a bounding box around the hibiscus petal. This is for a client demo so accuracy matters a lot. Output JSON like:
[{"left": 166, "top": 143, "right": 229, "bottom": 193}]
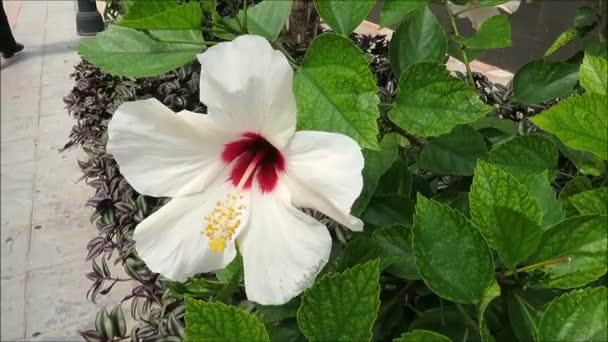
[
  {"left": 197, "top": 35, "right": 296, "bottom": 149},
  {"left": 108, "top": 98, "right": 233, "bottom": 197},
  {"left": 459, "top": 6, "right": 501, "bottom": 29},
  {"left": 237, "top": 183, "right": 331, "bottom": 305},
  {"left": 498, "top": 0, "right": 521, "bottom": 14},
  {"left": 283, "top": 131, "right": 364, "bottom": 231},
  {"left": 134, "top": 174, "right": 250, "bottom": 282}
]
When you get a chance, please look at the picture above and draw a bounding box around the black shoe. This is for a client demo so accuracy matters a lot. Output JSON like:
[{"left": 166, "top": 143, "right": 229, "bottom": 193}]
[{"left": 2, "top": 43, "right": 24, "bottom": 59}]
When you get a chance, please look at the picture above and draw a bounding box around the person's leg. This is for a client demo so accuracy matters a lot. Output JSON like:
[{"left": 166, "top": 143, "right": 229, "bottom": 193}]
[{"left": 0, "top": 0, "right": 17, "bottom": 54}]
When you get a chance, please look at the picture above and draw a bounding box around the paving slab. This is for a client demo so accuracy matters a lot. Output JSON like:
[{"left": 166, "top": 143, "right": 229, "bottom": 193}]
[{"left": 1, "top": 2, "right": 130, "bottom": 340}]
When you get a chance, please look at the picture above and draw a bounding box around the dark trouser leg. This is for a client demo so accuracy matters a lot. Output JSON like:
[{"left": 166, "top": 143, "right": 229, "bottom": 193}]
[{"left": 0, "top": 1, "right": 17, "bottom": 53}]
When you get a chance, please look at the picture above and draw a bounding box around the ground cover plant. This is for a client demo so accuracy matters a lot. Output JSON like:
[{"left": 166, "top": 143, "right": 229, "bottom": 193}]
[{"left": 67, "top": 0, "right": 607, "bottom": 341}]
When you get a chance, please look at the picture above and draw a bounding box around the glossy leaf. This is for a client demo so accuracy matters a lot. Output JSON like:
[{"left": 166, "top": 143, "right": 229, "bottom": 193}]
[
  {"left": 389, "top": 5, "right": 447, "bottom": 77},
  {"left": 455, "top": 15, "right": 512, "bottom": 50},
  {"left": 513, "top": 60, "right": 578, "bottom": 104},
  {"left": 531, "top": 93, "right": 608, "bottom": 160},
  {"left": 373, "top": 224, "right": 420, "bottom": 279},
  {"left": 570, "top": 187, "right": 608, "bottom": 214},
  {"left": 332, "top": 236, "right": 397, "bottom": 273},
  {"left": 185, "top": 297, "right": 270, "bottom": 341},
  {"left": 580, "top": 53, "right": 608, "bottom": 95},
  {"left": 559, "top": 176, "right": 594, "bottom": 217},
  {"left": 549, "top": 135, "right": 606, "bottom": 176},
  {"left": 538, "top": 287, "right": 607, "bottom": 341},
  {"left": 240, "top": 0, "right": 293, "bottom": 41},
  {"left": 530, "top": 215, "right": 608, "bottom": 289},
  {"left": 378, "top": 0, "right": 426, "bottom": 27},
  {"left": 117, "top": 1, "right": 202, "bottom": 30},
  {"left": 488, "top": 135, "right": 558, "bottom": 176},
  {"left": 314, "top": 0, "right": 376, "bottom": 35},
  {"left": 77, "top": 25, "right": 203, "bottom": 77},
  {"left": 412, "top": 196, "right": 494, "bottom": 304},
  {"left": 294, "top": 33, "right": 380, "bottom": 149},
  {"left": 389, "top": 62, "right": 492, "bottom": 137},
  {"left": 544, "top": 28, "right": 578, "bottom": 57},
  {"left": 362, "top": 195, "right": 415, "bottom": 227},
  {"left": 418, "top": 125, "right": 489, "bottom": 176},
  {"left": 394, "top": 330, "right": 452, "bottom": 342},
  {"left": 519, "top": 171, "right": 564, "bottom": 229},
  {"left": 297, "top": 260, "right": 380, "bottom": 342}
]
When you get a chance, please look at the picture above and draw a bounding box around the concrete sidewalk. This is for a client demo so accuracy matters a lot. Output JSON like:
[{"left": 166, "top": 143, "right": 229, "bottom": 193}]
[{"left": 1, "top": 1, "right": 128, "bottom": 340}]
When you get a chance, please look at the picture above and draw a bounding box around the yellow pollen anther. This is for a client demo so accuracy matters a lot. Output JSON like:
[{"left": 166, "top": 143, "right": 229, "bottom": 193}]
[{"left": 202, "top": 192, "right": 246, "bottom": 253}]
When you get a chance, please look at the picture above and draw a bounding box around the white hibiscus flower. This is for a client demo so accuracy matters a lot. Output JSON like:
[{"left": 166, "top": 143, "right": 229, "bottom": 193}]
[
  {"left": 107, "top": 35, "right": 365, "bottom": 305},
  {"left": 449, "top": 0, "right": 521, "bottom": 29}
]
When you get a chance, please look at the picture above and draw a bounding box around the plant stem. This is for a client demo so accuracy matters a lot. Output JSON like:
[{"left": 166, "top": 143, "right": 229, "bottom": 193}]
[
  {"left": 144, "top": 31, "right": 207, "bottom": 46},
  {"left": 501, "top": 256, "right": 572, "bottom": 277},
  {"left": 443, "top": 0, "right": 474, "bottom": 86},
  {"left": 455, "top": 303, "right": 478, "bottom": 332},
  {"left": 274, "top": 41, "right": 298, "bottom": 69},
  {"left": 599, "top": 0, "right": 606, "bottom": 43},
  {"left": 378, "top": 281, "right": 416, "bottom": 319},
  {"left": 242, "top": 0, "right": 248, "bottom": 32}
]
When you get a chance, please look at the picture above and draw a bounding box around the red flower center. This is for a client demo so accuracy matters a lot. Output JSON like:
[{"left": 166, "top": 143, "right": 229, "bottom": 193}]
[{"left": 222, "top": 132, "right": 285, "bottom": 193}]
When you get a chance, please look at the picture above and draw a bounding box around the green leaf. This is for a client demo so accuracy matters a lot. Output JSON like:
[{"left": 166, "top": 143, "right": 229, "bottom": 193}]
[
  {"left": 580, "top": 53, "right": 608, "bottom": 95},
  {"left": 538, "top": 287, "right": 608, "bottom": 341},
  {"left": 389, "top": 62, "right": 492, "bottom": 137},
  {"left": 185, "top": 297, "right": 270, "bottom": 341},
  {"left": 478, "top": 0, "right": 512, "bottom": 5},
  {"left": 570, "top": 187, "right": 608, "bottom": 214},
  {"left": 117, "top": 1, "right": 202, "bottom": 30},
  {"left": 256, "top": 298, "right": 300, "bottom": 325},
  {"left": 378, "top": 0, "right": 426, "bottom": 27},
  {"left": 374, "top": 159, "right": 412, "bottom": 198},
  {"left": 352, "top": 137, "right": 399, "bottom": 216},
  {"left": 389, "top": 5, "right": 447, "bottom": 78},
  {"left": 122, "top": 0, "right": 177, "bottom": 19},
  {"left": 549, "top": 135, "right": 606, "bottom": 176},
  {"left": 294, "top": 33, "right": 380, "bottom": 149},
  {"left": 373, "top": 224, "right": 421, "bottom": 279},
  {"left": 394, "top": 330, "right": 453, "bottom": 342},
  {"left": 506, "top": 289, "right": 547, "bottom": 342},
  {"left": 240, "top": 0, "right": 293, "bottom": 41},
  {"left": 513, "top": 60, "right": 579, "bottom": 104},
  {"left": 531, "top": 93, "right": 608, "bottom": 160},
  {"left": 297, "top": 260, "right": 381, "bottom": 342},
  {"left": 411, "top": 308, "right": 480, "bottom": 342},
  {"left": 214, "top": 254, "right": 243, "bottom": 303},
  {"left": 469, "top": 160, "right": 543, "bottom": 268},
  {"left": 519, "top": 171, "right": 564, "bottom": 229},
  {"left": 478, "top": 281, "right": 501, "bottom": 334},
  {"left": 488, "top": 135, "right": 558, "bottom": 176},
  {"left": 77, "top": 25, "right": 203, "bottom": 77},
  {"left": 313, "top": 0, "right": 376, "bottom": 35},
  {"left": 412, "top": 196, "right": 494, "bottom": 304},
  {"left": 530, "top": 214, "right": 608, "bottom": 289},
  {"left": 362, "top": 195, "right": 415, "bottom": 227},
  {"left": 455, "top": 15, "right": 511, "bottom": 50},
  {"left": 559, "top": 176, "right": 594, "bottom": 217},
  {"left": 332, "top": 236, "right": 397, "bottom": 273},
  {"left": 418, "top": 125, "right": 489, "bottom": 176},
  {"left": 544, "top": 28, "right": 579, "bottom": 57}
]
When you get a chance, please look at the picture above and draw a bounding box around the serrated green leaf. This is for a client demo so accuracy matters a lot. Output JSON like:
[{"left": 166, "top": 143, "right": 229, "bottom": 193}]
[
  {"left": 394, "top": 330, "right": 453, "bottom": 342},
  {"left": 519, "top": 171, "right": 564, "bottom": 229},
  {"left": 122, "top": 0, "right": 177, "bottom": 19},
  {"left": 418, "top": 125, "right": 489, "bottom": 176},
  {"left": 389, "top": 5, "right": 447, "bottom": 78},
  {"left": 570, "top": 187, "right": 608, "bottom": 214},
  {"left": 455, "top": 15, "right": 511, "bottom": 50},
  {"left": 373, "top": 224, "right": 420, "bottom": 279},
  {"left": 513, "top": 60, "right": 579, "bottom": 104},
  {"left": 239, "top": 0, "right": 293, "bottom": 41},
  {"left": 117, "top": 1, "right": 202, "bottom": 30},
  {"left": 538, "top": 287, "right": 607, "bottom": 341},
  {"left": 332, "top": 236, "right": 397, "bottom": 272},
  {"left": 297, "top": 260, "right": 381, "bottom": 342},
  {"left": 362, "top": 195, "right": 415, "bottom": 227},
  {"left": 580, "top": 53, "right": 608, "bottom": 95},
  {"left": 470, "top": 160, "right": 543, "bottom": 268},
  {"left": 185, "top": 297, "right": 270, "bottom": 341},
  {"left": 352, "top": 137, "right": 399, "bottom": 216},
  {"left": 313, "top": 0, "right": 375, "bottom": 35},
  {"left": 389, "top": 62, "right": 492, "bottom": 137},
  {"left": 559, "top": 176, "right": 594, "bottom": 217},
  {"left": 488, "top": 135, "right": 558, "bottom": 176},
  {"left": 531, "top": 93, "right": 608, "bottom": 160},
  {"left": 412, "top": 196, "right": 494, "bottom": 304},
  {"left": 294, "top": 33, "right": 380, "bottom": 149},
  {"left": 378, "top": 0, "right": 426, "bottom": 27},
  {"left": 374, "top": 159, "right": 412, "bottom": 198},
  {"left": 530, "top": 214, "right": 607, "bottom": 289},
  {"left": 77, "top": 25, "right": 203, "bottom": 77},
  {"left": 549, "top": 135, "right": 606, "bottom": 176},
  {"left": 544, "top": 28, "right": 579, "bottom": 57}
]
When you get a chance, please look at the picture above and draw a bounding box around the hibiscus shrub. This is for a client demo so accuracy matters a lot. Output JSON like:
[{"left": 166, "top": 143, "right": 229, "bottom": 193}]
[{"left": 72, "top": 0, "right": 608, "bottom": 341}]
